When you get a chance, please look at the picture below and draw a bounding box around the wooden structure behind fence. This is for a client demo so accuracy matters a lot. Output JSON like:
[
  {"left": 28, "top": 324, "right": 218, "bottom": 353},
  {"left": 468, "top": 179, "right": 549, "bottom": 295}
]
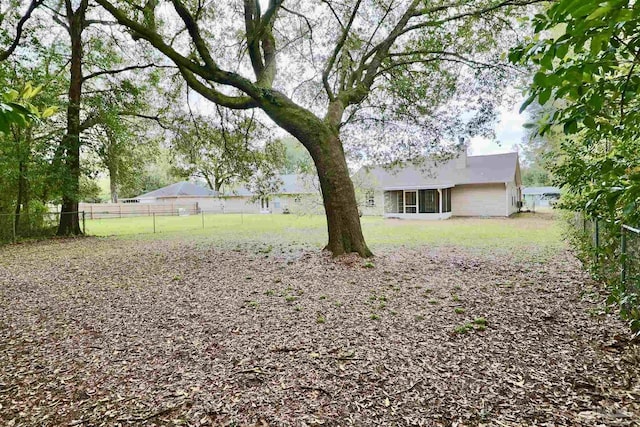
[{"left": 78, "top": 203, "right": 199, "bottom": 219}]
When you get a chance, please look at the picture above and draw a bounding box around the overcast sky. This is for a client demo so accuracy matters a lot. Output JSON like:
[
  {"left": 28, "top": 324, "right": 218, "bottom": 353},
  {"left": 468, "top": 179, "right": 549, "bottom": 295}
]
[{"left": 469, "top": 98, "right": 526, "bottom": 156}]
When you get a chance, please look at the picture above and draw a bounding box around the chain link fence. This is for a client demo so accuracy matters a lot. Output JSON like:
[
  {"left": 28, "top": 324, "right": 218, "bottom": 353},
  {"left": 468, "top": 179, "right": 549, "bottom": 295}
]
[
  {"left": 571, "top": 212, "right": 640, "bottom": 334},
  {"left": 0, "top": 211, "right": 87, "bottom": 244},
  {"left": 0, "top": 208, "right": 293, "bottom": 244}
]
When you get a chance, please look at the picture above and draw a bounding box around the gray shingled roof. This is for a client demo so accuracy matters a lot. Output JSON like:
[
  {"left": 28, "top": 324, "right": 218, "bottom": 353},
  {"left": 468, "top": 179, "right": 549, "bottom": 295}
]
[
  {"left": 224, "top": 174, "right": 317, "bottom": 197},
  {"left": 137, "top": 181, "right": 217, "bottom": 199},
  {"left": 355, "top": 152, "right": 520, "bottom": 189}
]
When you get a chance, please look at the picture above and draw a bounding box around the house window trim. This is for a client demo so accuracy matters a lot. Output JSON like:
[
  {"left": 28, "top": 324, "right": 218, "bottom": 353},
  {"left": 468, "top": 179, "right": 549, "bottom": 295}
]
[
  {"left": 365, "top": 190, "right": 375, "bottom": 208},
  {"left": 403, "top": 190, "right": 417, "bottom": 214}
]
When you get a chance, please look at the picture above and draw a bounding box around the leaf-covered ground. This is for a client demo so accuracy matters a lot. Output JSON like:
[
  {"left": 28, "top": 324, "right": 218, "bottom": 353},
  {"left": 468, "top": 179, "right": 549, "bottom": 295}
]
[{"left": 1, "top": 229, "right": 639, "bottom": 426}]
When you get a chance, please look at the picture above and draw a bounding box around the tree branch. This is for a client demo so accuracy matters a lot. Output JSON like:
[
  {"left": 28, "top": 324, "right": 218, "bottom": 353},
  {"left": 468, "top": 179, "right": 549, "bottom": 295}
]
[
  {"left": 0, "top": 0, "right": 43, "bottom": 61},
  {"left": 96, "top": 0, "right": 263, "bottom": 101},
  {"left": 400, "top": 0, "right": 547, "bottom": 37},
  {"left": 82, "top": 63, "right": 172, "bottom": 82},
  {"left": 178, "top": 65, "right": 258, "bottom": 109},
  {"left": 322, "top": 0, "right": 362, "bottom": 102}
]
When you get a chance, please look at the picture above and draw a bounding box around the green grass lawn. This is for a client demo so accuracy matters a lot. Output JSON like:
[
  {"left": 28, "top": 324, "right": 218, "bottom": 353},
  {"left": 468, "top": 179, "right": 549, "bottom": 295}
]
[{"left": 85, "top": 212, "right": 564, "bottom": 256}]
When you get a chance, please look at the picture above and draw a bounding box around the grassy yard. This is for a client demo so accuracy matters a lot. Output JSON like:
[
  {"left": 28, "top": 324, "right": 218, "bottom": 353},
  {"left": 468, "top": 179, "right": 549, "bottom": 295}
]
[
  {"left": 85, "top": 212, "right": 564, "bottom": 256},
  {"left": 2, "top": 212, "right": 638, "bottom": 426}
]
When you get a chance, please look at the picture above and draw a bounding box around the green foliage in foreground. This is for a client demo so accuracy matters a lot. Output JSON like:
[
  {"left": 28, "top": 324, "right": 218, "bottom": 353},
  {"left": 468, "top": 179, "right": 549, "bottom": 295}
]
[
  {"left": 513, "top": 0, "right": 640, "bottom": 335},
  {"left": 512, "top": 0, "right": 640, "bottom": 224}
]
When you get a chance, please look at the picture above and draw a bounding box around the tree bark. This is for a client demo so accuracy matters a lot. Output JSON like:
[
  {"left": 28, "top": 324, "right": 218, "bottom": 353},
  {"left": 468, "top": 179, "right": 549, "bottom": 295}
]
[
  {"left": 108, "top": 163, "right": 118, "bottom": 203},
  {"left": 312, "top": 134, "right": 372, "bottom": 257},
  {"left": 57, "top": 1, "right": 87, "bottom": 236},
  {"left": 261, "top": 97, "right": 372, "bottom": 257}
]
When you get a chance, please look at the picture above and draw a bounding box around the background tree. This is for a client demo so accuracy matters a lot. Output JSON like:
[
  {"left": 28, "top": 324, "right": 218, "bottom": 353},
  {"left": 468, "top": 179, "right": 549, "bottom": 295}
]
[
  {"left": 47, "top": 0, "right": 167, "bottom": 234},
  {"left": 518, "top": 103, "right": 562, "bottom": 187},
  {"left": 171, "top": 107, "right": 285, "bottom": 192},
  {"left": 96, "top": 0, "right": 541, "bottom": 256},
  {"left": 0, "top": 0, "right": 43, "bottom": 61}
]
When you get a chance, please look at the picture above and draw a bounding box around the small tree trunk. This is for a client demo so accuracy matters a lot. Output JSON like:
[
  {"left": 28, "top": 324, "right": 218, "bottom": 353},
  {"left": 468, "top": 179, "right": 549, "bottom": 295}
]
[
  {"left": 108, "top": 164, "right": 118, "bottom": 203},
  {"left": 14, "top": 159, "right": 25, "bottom": 233}
]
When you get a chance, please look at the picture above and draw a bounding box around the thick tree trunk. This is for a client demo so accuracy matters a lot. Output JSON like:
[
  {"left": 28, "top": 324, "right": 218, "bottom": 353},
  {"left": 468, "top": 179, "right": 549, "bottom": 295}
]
[
  {"left": 261, "top": 97, "right": 372, "bottom": 257},
  {"left": 312, "top": 134, "right": 372, "bottom": 257},
  {"left": 57, "top": 2, "right": 86, "bottom": 236}
]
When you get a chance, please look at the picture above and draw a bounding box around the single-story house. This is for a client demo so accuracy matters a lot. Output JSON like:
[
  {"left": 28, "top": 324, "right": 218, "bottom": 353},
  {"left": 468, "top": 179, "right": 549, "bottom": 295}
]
[
  {"left": 522, "top": 186, "right": 561, "bottom": 209},
  {"left": 123, "top": 181, "right": 218, "bottom": 204},
  {"left": 354, "top": 151, "right": 522, "bottom": 219},
  {"left": 222, "top": 174, "right": 321, "bottom": 214},
  {"left": 121, "top": 175, "right": 320, "bottom": 214}
]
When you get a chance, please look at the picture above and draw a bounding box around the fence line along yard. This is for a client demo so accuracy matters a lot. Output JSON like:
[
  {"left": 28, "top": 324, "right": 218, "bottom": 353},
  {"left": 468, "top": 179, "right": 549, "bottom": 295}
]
[
  {"left": 0, "top": 209, "right": 268, "bottom": 243},
  {"left": 0, "top": 211, "right": 87, "bottom": 244},
  {"left": 572, "top": 213, "right": 640, "bottom": 333},
  {"left": 77, "top": 202, "right": 200, "bottom": 219}
]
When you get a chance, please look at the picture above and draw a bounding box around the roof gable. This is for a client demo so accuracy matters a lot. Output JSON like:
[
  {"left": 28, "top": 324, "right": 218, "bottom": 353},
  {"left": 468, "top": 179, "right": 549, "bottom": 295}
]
[
  {"left": 223, "top": 174, "right": 318, "bottom": 197},
  {"left": 137, "top": 181, "right": 217, "bottom": 198}
]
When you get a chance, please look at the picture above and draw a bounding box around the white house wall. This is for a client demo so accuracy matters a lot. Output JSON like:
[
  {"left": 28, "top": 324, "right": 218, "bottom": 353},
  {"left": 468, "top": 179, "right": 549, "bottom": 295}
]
[
  {"left": 505, "top": 182, "right": 520, "bottom": 216},
  {"left": 451, "top": 183, "right": 507, "bottom": 217},
  {"left": 361, "top": 191, "right": 384, "bottom": 216}
]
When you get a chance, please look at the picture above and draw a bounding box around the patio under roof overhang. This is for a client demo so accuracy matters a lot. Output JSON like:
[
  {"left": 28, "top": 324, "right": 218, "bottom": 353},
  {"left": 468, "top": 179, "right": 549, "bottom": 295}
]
[{"left": 383, "top": 186, "right": 454, "bottom": 220}]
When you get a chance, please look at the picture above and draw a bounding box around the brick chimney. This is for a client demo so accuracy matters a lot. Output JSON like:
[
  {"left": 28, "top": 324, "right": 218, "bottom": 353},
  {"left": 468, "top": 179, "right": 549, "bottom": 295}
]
[{"left": 456, "top": 138, "right": 468, "bottom": 169}]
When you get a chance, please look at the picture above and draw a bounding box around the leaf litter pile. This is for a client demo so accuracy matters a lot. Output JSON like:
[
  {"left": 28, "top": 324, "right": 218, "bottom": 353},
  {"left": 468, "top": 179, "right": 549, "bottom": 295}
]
[{"left": 1, "top": 237, "right": 639, "bottom": 426}]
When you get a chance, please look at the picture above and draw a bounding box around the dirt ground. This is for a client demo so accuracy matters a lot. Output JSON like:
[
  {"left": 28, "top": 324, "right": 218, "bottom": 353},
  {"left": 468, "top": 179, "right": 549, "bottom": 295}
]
[{"left": 0, "top": 236, "right": 639, "bottom": 426}]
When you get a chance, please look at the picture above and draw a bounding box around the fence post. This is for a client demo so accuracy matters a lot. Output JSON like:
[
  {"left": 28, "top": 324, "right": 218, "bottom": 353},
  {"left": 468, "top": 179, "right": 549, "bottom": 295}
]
[
  {"left": 201, "top": 210, "right": 205, "bottom": 229},
  {"left": 594, "top": 219, "right": 599, "bottom": 262},
  {"left": 82, "top": 211, "right": 86, "bottom": 235},
  {"left": 621, "top": 225, "right": 627, "bottom": 285},
  {"left": 12, "top": 213, "right": 16, "bottom": 244},
  {"left": 153, "top": 212, "right": 156, "bottom": 234}
]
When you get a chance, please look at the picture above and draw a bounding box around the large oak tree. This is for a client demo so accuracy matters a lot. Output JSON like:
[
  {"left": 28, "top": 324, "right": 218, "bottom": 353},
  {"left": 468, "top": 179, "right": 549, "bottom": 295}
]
[{"left": 95, "top": 0, "right": 541, "bottom": 256}]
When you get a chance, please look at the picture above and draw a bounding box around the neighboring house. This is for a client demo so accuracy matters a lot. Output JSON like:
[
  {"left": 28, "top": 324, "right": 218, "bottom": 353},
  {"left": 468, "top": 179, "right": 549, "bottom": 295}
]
[
  {"left": 122, "top": 175, "right": 321, "bottom": 214},
  {"left": 222, "top": 174, "right": 322, "bottom": 214},
  {"left": 522, "top": 186, "right": 561, "bottom": 209},
  {"left": 354, "top": 151, "right": 522, "bottom": 219},
  {"left": 122, "top": 181, "right": 218, "bottom": 205}
]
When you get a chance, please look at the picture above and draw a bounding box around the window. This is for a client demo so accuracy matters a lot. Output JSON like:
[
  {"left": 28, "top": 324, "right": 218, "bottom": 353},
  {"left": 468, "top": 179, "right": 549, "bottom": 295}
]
[
  {"left": 260, "top": 197, "right": 269, "bottom": 210},
  {"left": 404, "top": 191, "right": 417, "bottom": 213},
  {"left": 418, "top": 189, "right": 439, "bottom": 213},
  {"left": 442, "top": 188, "right": 452, "bottom": 213},
  {"left": 384, "top": 190, "right": 403, "bottom": 213},
  {"left": 365, "top": 190, "right": 375, "bottom": 207},
  {"left": 274, "top": 199, "right": 281, "bottom": 209}
]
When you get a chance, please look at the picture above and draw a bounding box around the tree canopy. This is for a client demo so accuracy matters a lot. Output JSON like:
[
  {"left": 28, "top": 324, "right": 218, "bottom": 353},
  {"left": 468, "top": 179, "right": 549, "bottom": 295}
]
[{"left": 94, "top": 0, "right": 541, "bottom": 256}]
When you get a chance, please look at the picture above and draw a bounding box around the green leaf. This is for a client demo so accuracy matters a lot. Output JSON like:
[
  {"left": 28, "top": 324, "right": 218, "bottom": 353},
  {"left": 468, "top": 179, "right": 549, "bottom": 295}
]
[
  {"left": 533, "top": 71, "right": 548, "bottom": 87},
  {"left": 556, "top": 43, "right": 569, "bottom": 59},
  {"left": 519, "top": 93, "right": 537, "bottom": 114},
  {"left": 563, "top": 119, "right": 578, "bottom": 134},
  {"left": 3, "top": 89, "right": 19, "bottom": 102},
  {"left": 584, "top": 116, "right": 596, "bottom": 129},
  {"left": 585, "top": 5, "right": 611, "bottom": 21},
  {"left": 42, "top": 106, "right": 57, "bottom": 119},
  {"left": 539, "top": 88, "right": 552, "bottom": 105}
]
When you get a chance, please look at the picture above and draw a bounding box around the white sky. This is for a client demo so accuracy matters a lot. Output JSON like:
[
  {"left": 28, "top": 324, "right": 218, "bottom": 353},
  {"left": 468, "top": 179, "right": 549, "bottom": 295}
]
[{"left": 469, "top": 99, "right": 526, "bottom": 156}]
